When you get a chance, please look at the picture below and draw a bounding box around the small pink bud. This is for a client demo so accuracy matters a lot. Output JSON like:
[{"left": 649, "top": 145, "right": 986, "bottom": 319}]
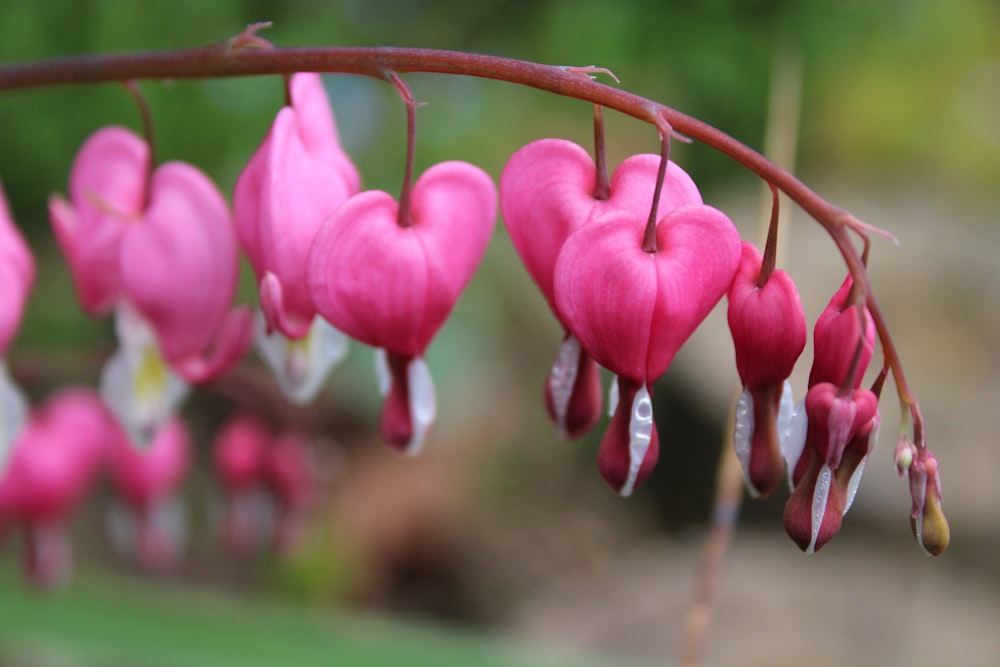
[
  {"left": 808, "top": 277, "right": 875, "bottom": 389},
  {"left": 908, "top": 450, "right": 949, "bottom": 556}
]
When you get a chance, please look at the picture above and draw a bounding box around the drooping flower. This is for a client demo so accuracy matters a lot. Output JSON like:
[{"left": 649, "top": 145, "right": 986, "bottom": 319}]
[
  {"left": 105, "top": 416, "right": 190, "bottom": 571},
  {"left": 50, "top": 127, "right": 252, "bottom": 443},
  {"left": 308, "top": 161, "right": 496, "bottom": 453},
  {"left": 554, "top": 206, "right": 741, "bottom": 495},
  {"left": 808, "top": 276, "right": 875, "bottom": 390},
  {"left": 233, "top": 73, "right": 360, "bottom": 403},
  {"left": 0, "top": 390, "right": 111, "bottom": 587},
  {"left": 782, "top": 382, "right": 879, "bottom": 553},
  {"left": 500, "top": 139, "right": 702, "bottom": 437},
  {"left": 727, "top": 241, "right": 807, "bottom": 498},
  {"left": 0, "top": 177, "right": 34, "bottom": 471},
  {"left": 50, "top": 126, "right": 252, "bottom": 383},
  {"left": 266, "top": 430, "right": 321, "bottom": 551}
]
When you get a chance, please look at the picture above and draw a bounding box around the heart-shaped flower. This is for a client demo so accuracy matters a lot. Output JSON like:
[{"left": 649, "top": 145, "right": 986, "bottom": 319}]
[
  {"left": 50, "top": 126, "right": 252, "bottom": 384},
  {"left": 308, "top": 161, "right": 496, "bottom": 452},
  {"left": 500, "top": 138, "right": 702, "bottom": 438},
  {"left": 554, "top": 206, "right": 741, "bottom": 494}
]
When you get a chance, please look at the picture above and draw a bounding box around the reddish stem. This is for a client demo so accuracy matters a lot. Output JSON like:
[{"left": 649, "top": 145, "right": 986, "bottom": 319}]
[
  {"left": 0, "top": 37, "right": 925, "bottom": 446},
  {"left": 757, "top": 183, "right": 780, "bottom": 287},
  {"left": 641, "top": 129, "right": 670, "bottom": 253},
  {"left": 591, "top": 104, "right": 610, "bottom": 200}
]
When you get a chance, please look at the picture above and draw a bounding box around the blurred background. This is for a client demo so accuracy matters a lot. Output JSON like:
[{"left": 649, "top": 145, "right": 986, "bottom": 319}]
[{"left": 0, "top": 0, "right": 997, "bottom": 665}]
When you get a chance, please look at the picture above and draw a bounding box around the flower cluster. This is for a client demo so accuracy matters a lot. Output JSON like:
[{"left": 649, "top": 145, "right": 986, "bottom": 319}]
[{"left": 0, "top": 55, "right": 949, "bottom": 587}]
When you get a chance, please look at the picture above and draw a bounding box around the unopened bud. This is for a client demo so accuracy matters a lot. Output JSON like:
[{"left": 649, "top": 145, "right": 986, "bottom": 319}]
[
  {"left": 893, "top": 437, "right": 914, "bottom": 476},
  {"left": 911, "top": 492, "right": 950, "bottom": 557}
]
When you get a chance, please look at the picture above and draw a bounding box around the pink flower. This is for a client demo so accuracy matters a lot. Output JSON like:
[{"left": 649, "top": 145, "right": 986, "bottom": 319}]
[
  {"left": 0, "top": 178, "right": 34, "bottom": 470},
  {"left": 49, "top": 126, "right": 252, "bottom": 383},
  {"left": 234, "top": 73, "right": 360, "bottom": 338},
  {"left": 554, "top": 206, "right": 741, "bottom": 495},
  {"left": 782, "top": 382, "right": 879, "bottom": 553},
  {"left": 105, "top": 416, "right": 190, "bottom": 571},
  {"left": 727, "top": 242, "right": 807, "bottom": 498},
  {"left": 0, "top": 390, "right": 111, "bottom": 587},
  {"left": 308, "top": 161, "right": 496, "bottom": 453},
  {"left": 500, "top": 139, "right": 702, "bottom": 438},
  {"left": 0, "top": 177, "right": 34, "bottom": 356}
]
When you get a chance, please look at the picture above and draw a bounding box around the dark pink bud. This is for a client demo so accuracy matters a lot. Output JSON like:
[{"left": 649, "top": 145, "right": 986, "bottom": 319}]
[
  {"left": 808, "top": 277, "right": 875, "bottom": 389},
  {"left": 727, "top": 242, "right": 806, "bottom": 390}
]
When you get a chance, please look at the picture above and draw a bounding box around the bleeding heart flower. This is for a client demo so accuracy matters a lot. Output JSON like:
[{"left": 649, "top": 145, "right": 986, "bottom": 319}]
[
  {"left": 49, "top": 126, "right": 252, "bottom": 384},
  {"left": 554, "top": 206, "right": 741, "bottom": 495},
  {"left": 0, "top": 389, "right": 111, "bottom": 587},
  {"left": 234, "top": 73, "right": 359, "bottom": 403},
  {"left": 500, "top": 139, "right": 703, "bottom": 438},
  {"left": 727, "top": 241, "right": 807, "bottom": 498},
  {"left": 782, "top": 382, "right": 879, "bottom": 553},
  {"left": 308, "top": 161, "right": 496, "bottom": 453},
  {"left": 0, "top": 177, "right": 34, "bottom": 356},
  {"left": 0, "top": 177, "right": 34, "bottom": 471},
  {"left": 105, "top": 416, "right": 190, "bottom": 571}
]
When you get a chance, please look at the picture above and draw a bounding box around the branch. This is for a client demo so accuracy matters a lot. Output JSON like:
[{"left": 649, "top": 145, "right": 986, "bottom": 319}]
[{"left": 0, "top": 33, "right": 924, "bottom": 445}]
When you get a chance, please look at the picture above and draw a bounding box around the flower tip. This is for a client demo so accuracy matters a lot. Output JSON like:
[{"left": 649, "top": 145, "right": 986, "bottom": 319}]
[{"left": 911, "top": 493, "right": 950, "bottom": 557}]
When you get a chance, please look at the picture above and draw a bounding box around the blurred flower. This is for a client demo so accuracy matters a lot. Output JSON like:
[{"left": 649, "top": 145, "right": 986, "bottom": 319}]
[
  {"left": 0, "top": 390, "right": 111, "bottom": 587},
  {"left": 105, "top": 416, "right": 190, "bottom": 572},
  {"left": 0, "top": 177, "right": 34, "bottom": 472}
]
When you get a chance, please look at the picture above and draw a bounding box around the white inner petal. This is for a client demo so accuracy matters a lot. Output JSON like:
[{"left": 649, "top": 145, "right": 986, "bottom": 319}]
[
  {"left": 777, "top": 380, "right": 795, "bottom": 443},
  {"left": 843, "top": 457, "right": 867, "bottom": 515},
  {"left": 547, "top": 335, "right": 582, "bottom": 435},
  {"left": 619, "top": 384, "right": 654, "bottom": 498},
  {"left": 373, "top": 348, "right": 391, "bottom": 397},
  {"left": 0, "top": 361, "right": 28, "bottom": 474},
  {"left": 733, "top": 388, "right": 757, "bottom": 497},
  {"left": 781, "top": 397, "right": 808, "bottom": 490},
  {"left": 807, "top": 463, "right": 833, "bottom": 555},
  {"left": 607, "top": 375, "right": 619, "bottom": 417},
  {"left": 254, "top": 312, "right": 348, "bottom": 404},
  {"left": 101, "top": 305, "right": 188, "bottom": 448},
  {"left": 403, "top": 356, "right": 437, "bottom": 456}
]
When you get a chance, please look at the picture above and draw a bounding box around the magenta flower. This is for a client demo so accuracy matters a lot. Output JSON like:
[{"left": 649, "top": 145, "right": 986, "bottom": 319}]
[
  {"left": 0, "top": 177, "right": 34, "bottom": 470},
  {"left": 0, "top": 390, "right": 111, "bottom": 587},
  {"left": 782, "top": 382, "right": 879, "bottom": 553},
  {"left": 308, "top": 161, "right": 497, "bottom": 453},
  {"left": 555, "top": 206, "right": 741, "bottom": 495},
  {"left": 266, "top": 430, "right": 320, "bottom": 551},
  {"left": 500, "top": 139, "right": 702, "bottom": 437},
  {"left": 49, "top": 126, "right": 252, "bottom": 383},
  {"left": 727, "top": 241, "right": 807, "bottom": 498},
  {"left": 234, "top": 73, "right": 360, "bottom": 403},
  {"left": 106, "top": 416, "right": 190, "bottom": 571}
]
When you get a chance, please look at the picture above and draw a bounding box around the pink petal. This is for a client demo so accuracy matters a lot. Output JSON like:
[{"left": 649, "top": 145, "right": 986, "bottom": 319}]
[
  {"left": 107, "top": 417, "right": 190, "bottom": 511},
  {"left": 500, "top": 138, "right": 701, "bottom": 309},
  {"left": 121, "top": 162, "right": 248, "bottom": 379},
  {"left": 554, "top": 205, "right": 740, "bottom": 384},
  {"left": 308, "top": 161, "right": 496, "bottom": 355}
]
